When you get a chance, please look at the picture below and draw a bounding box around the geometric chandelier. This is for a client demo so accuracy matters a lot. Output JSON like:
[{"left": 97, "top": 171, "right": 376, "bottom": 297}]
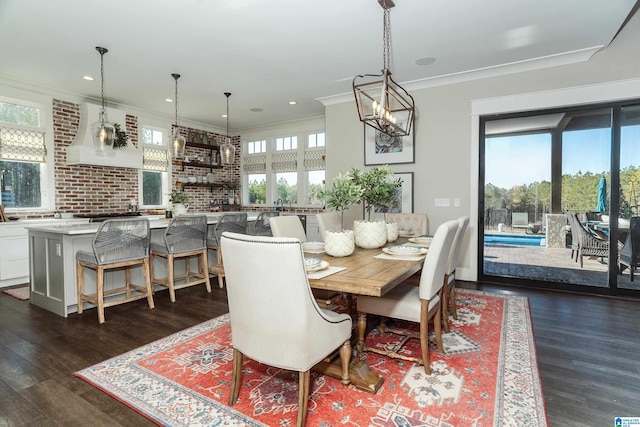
[{"left": 353, "top": 0, "right": 415, "bottom": 137}]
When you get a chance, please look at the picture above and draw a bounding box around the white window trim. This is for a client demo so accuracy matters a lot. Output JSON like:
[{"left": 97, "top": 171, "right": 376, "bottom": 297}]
[
  {"left": 0, "top": 92, "right": 55, "bottom": 212},
  {"left": 138, "top": 123, "right": 170, "bottom": 209}
]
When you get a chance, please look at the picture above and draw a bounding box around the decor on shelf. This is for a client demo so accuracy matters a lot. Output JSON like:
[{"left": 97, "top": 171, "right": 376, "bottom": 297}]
[
  {"left": 319, "top": 170, "right": 364, "bottom": 229},
  {"left": 223, "top": 181, "right": 239, "bottom": 205},
  {"left": 352, "top": 0, "right": 414, "bottom": 138},
  {"left": 220, "top": 92, "right": 235, "bottom": 164},
  {"left": 364, "top": 123, "right": 415, "bottom": 165},
  {"left": 170, "top": 73, "right": 186, "bottom": 159},
  {"left": 169, "top": 190, "right": 191, "bottom": 216},
  {"left": 91, "top": 46, "right": 116, "bottom": 151},
  {"left": 112, "top": 123, "right": 128, "bottom": 148}
]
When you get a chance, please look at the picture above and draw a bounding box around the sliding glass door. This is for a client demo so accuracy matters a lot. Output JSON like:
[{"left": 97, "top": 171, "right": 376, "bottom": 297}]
[{"left": 480, "top": 102, "right": 640, "bottom": 296}]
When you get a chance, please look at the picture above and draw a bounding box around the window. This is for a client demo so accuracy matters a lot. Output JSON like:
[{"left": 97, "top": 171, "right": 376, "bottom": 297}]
[
  {"left": 242, "top": 129, "right": 325, "bottom": 207},
  {"left": 0, "top": 99, "right": 48, "bottom": 209},
  {"left": 140, "top": 126, "right": 169, "bottom": 207}
]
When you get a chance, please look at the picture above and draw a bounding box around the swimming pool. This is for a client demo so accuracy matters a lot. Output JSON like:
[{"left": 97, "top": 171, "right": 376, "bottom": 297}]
[{"left": 484, "top": 234, "right": 546, "bottom": 246}]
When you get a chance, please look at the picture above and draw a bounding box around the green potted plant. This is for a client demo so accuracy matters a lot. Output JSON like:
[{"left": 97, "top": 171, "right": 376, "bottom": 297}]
[
  {"left": 223, "top": 181, "right": 240, "bottom": 204},
  {"left": 169, "top": 190, "right": 191, "bottom": 216},
  {"left": 350, "top": 165, "right": 402, "bottom": 248},
  {"left": 319, "top": 170, "right": 363, "bottom": 229}
]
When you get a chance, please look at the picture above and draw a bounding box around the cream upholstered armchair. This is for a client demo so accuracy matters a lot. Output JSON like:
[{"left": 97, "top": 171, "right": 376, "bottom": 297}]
[
  {"left": 356, "top": 220, "right": 458, "bottom": 375},
  {"left": 221, "top": 232, "right": 352, "bottom": 427},
  {"left": 386, "top": 213, "right": 429, "bottom": 236},
  {"left": 442, "top": 216, "right": 470, "bottom": 332},
  {"left": 270, "top": 215, "right": 307, "bottom": 242},
  {"left": 316, "top": 212, "right": 342, "bottom": 241}
]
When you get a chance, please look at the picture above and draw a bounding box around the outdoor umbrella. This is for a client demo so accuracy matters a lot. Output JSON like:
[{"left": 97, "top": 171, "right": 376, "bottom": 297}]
[{"left": 595, "top": 176, "right": 607, "bottom": 213}]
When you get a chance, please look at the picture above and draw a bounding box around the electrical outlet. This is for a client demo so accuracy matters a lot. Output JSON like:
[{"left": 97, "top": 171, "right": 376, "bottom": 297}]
[
  {"left": 435, "top": 198, "right": 450, "bottom": 207},
  {"left": 454, "top": 198, "right": 461, "bottom": 207}
]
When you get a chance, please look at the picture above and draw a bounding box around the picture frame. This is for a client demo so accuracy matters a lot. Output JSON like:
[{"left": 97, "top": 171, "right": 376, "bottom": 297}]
[
  {"left": 364, "top": 124, "right": 415, "bottom": 165},
  {"left": 370, "top": 172, "right": 414, "bottom": 221}
]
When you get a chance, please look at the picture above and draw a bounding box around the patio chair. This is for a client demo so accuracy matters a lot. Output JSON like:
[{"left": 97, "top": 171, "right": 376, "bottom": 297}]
[
  {"left": 568, "top": 212, "right": 609, "bottom": 268},
  {"left": 619, "top": 216, "right": 640, "bottom": 281},
  {"left": 511, "top": 212, "right": 529, "bottom": 231}
]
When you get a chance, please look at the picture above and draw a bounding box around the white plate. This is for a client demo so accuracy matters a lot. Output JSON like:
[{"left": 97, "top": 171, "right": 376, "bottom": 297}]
[
  {"left": 408, "top": 236, "right": 433, "bottom": 246},
  {"left": 398, "top": 229, "right": 414, "bottom": 237},
  {"left": 302, "top": 241, "right": 325, "bottom": 251},
  {"left": 304, "top": 257, "right": 322, "bottom": 268},
  {"left": 382, "top": 246, "right": 428, "bottom": 256},
  {"left": 306, "top": 260, "right": 330, "bottom": 272}
]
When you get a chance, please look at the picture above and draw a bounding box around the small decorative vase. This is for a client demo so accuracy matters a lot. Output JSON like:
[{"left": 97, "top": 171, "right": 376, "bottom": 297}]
[
  {"left": 324, "top": 230, "right": 355, "bottom": 257},
  {"left": 173, "top": 203, "right": 188, "bottom": 216},
  {"left": 386, "top": 222, "right": 399, "bottom": 242},
  {"left": 228, "top": 190, "right": 235, "bottom": 205},
  {"left": 353, "top": 220, "right": 388, "bottom": 249}
]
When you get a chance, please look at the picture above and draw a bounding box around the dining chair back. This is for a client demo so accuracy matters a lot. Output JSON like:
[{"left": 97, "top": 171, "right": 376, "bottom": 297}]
[
  {"left": 316, "top": 212, "right": 342, "bottom": 241},
  {"left": 270, "top": 215, "right": 307, "bottom": 242},
  {"left": 221, "top": 232, "right": 352, "bottom": 427},
  {"left": 150, "top": 215, "right": 211, "bottom": 302},
  {"left": 76, "top": 218, "right": 154, "bottom": 323},
  {"left": 442, "top": 216, "right": 470, "bottom": 331},
  {"left": 207, "top": 213, "right": 248, "bottom": 288},
  {"left": 250, "top": 211, "right": 279, "bottom": 236},
  {"left": 619, "top": 216, "right": 640, "bottom": 281},
  {"left": 356, "top": 219, "right": 458, "bottom": 374},
  {"left": 386, "top": 213, "right": 429, "bottom": 236},
  {"left": 567, "top": 211, "right": 609, "bottom": 268}
]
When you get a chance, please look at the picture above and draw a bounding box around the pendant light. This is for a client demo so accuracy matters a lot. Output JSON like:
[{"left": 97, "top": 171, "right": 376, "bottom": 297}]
[
  {"left": 220, "top": 92, "right": 235, "bottom": 165},
  {"left": 91, "top": 47, "right": 116, "bottom": 151},
  {"left": 353, "top": 0, "right": 414, "bottom": 137},
  {"left": 170, "top": 73, "right": 186, "bottom": 159}
]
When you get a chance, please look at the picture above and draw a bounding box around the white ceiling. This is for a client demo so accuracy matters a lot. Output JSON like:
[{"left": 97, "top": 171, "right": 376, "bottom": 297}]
[{"left": 0, "top": 0, "right": 637, "bottom": 131}]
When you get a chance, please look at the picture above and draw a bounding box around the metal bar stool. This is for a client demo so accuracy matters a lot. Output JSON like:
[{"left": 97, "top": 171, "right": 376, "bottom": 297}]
[
  {"left": 208, "top": 213, "right": 248, "bottom": 288},
  {"left": 76, "top": 218, "right": 154, "bottom": 324},
  {"left": 150, "top": 215, "right": 211, "bottom": 302}
]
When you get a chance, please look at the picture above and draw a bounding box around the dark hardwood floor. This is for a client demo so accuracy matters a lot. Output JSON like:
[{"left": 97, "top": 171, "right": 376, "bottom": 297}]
[{"left": 0, "top": 282, "right": 639, "bottom": 426}]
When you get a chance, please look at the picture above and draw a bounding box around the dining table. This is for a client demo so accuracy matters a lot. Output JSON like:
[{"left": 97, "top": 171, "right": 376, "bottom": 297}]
[{"left": 304, "top": 238, "right": 428, "bottom": 393}]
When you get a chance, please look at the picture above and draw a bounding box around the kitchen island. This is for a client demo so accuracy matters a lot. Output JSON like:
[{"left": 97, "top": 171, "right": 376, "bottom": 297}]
[{"left": 27, "top": 213, "right": 258, "bottom": 317}]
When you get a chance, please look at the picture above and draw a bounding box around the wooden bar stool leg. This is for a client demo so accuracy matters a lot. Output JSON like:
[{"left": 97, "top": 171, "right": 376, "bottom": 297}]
[
  {"left": 143, "top": 258, "right": 155, "bottom": 309},
  {"left": 167, "top": 254, "right": 176, "bottom": 303},
  {"left": 96, "top": 266, "right": 105, "bottom": 324},
  {"left": 76, "top": 261, "right": 84, "bottom": 315},
  {"left": 201, "top": 251, "right": 212, "bottom": 293}
]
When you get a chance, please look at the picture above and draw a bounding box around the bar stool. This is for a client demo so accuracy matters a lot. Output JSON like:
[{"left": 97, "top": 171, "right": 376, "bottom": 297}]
[
  {"left": 150, "top": 215, "right": 211, "bottom": 302},
  {"left": 208, "top": 213, "right": 248, "bottom": 288},
  {"left": 76, "top": 218, "right": 154, "bottom": 324},
  {"left": 249, "top": 211, "right": 279, "bottom": 236}
]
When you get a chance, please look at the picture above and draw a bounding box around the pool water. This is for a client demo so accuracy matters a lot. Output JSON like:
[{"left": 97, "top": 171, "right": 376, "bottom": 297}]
[{"left": 485, "top": 233, "right": 546, "bottom": 246}]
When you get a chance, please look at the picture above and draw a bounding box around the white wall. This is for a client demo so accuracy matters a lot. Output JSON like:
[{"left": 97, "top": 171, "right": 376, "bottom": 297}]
[{"left": 324, "top": 11, "right": 640, "bottom": 282}]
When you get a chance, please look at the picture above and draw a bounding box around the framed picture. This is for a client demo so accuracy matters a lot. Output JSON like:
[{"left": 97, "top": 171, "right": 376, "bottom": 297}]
[
  {"left": 364, "top": 124, "right": 415, "bottom": 165},
  {"left": 371, "top": 172, "right": 414, "bottom": 220}
]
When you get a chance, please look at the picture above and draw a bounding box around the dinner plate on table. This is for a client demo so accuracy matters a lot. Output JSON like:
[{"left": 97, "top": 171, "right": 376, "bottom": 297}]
[
  {"left": 302, "top": 241, "right": 325, "bottom": 253},
  {"left": 382, "top": 245, "right": 428, "bottom": 256},
  {"left": 305, "top": 258, "right": 330, "bottom": 272},
  {"left": 407, "top": 236, "right": 433, "bottom": 247},
  {"left": 397, "top": 229, "right": 414, "bottom": 237}
]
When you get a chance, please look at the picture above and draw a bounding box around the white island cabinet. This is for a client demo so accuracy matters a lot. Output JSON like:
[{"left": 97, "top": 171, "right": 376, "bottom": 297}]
[
  {"left": 26, "top": 213, "right": 258, "bottom": 317},
  {"left": 0, "top": 219, "right": 90, "bottom": 289}
]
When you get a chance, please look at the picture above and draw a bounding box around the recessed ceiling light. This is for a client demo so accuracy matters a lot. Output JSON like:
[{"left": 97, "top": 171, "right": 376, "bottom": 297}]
[
  {"left": 415, "top": 57, "right": 436, "bottom": 66},
  {"left": 82, "top": 75, "right": 94, "bottom": 81},
  {"left": 288, "top": 101, "right": 297, "bottom": 105},
  {"left": 250, "top": 107, "right": 263, "bottom": 113},
  {"left": 165, "top": 98, "right": 173, "bottom": 103}
]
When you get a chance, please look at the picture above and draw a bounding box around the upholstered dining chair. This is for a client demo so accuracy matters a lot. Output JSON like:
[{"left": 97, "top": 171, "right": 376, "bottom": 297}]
[
  {"left": 249, "top": 211, "right": 279, "bottom": 236},
  {"left": 221, "top": 232, "right": 352, "bottom": 427},
  {"left": 442, "top": 216, "right": 470, "bottom": 332},
  {"left": 386, "top": 213, "right": 429, "bottom": 236},
  {"left": 207, "top": 213, "right": 248, "bottom": 288},
  {"left": 150, "top": 215, "right": 211, "bottom": 302},
  {"left": 316, "top": 212, "right": 342, "bottom": 241},
  {"left": 270, "top": 215, "right": 307, "bottom": 242},
  {"left": 619, "top": 216, "right": 640, "bottom": 281},
  {"left": 356, "top": 220, "right": 458, "bottom": 375},
  {"left": 76, "top": 218, "right": 154, "bottom": 324}
]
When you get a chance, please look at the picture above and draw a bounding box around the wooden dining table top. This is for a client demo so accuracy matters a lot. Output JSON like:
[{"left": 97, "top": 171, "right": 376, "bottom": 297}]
[{"left": 306, "top": 240, "right": 424, "bottom": 297}]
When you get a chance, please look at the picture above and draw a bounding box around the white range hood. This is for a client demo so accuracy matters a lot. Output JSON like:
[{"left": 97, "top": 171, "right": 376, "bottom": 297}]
[{"left": 66, "top": 103, "right": 142, "bottom": 169}]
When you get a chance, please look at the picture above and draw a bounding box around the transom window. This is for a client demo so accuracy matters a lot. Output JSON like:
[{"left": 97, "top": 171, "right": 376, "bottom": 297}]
[
  {"left": 276, "top": 136, "right": 297, "bottom": 151},
  {"left": 247, "top": 139, "right": 266, "bottom": 154}
]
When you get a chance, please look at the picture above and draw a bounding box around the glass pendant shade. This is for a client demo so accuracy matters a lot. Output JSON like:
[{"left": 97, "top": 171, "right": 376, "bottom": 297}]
[
  {"left": 220, "top": 92, "right": 235, "bottom": 165},
  {"left": 220, "top": 137, "right": 235, "bottom": 164},
  {"left": 91, "top": 110, "right": 116, "bottom": 150},
  {"left": 171, "top": 130, "right": 186, "bottom": 159},
  {"left": 91, "top": 47, "right": 116, "bottom": 150},
  {"left": 353, "top": 0, "right": 414, "bottom": 137}
]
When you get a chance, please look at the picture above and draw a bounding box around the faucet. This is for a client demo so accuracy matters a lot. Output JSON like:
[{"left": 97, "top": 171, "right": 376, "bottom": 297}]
[{"left": 276, "top": 198, "right": 284, "bottom": 212}]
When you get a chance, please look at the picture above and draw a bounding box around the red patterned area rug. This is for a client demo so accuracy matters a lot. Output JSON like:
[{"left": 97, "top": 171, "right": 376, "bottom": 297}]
[
  {"left": 1, "top": 286, "right": 30, "bottom": 300},
  {"left": 75, "top": 289, "right": 547, "bottom": 426}
]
